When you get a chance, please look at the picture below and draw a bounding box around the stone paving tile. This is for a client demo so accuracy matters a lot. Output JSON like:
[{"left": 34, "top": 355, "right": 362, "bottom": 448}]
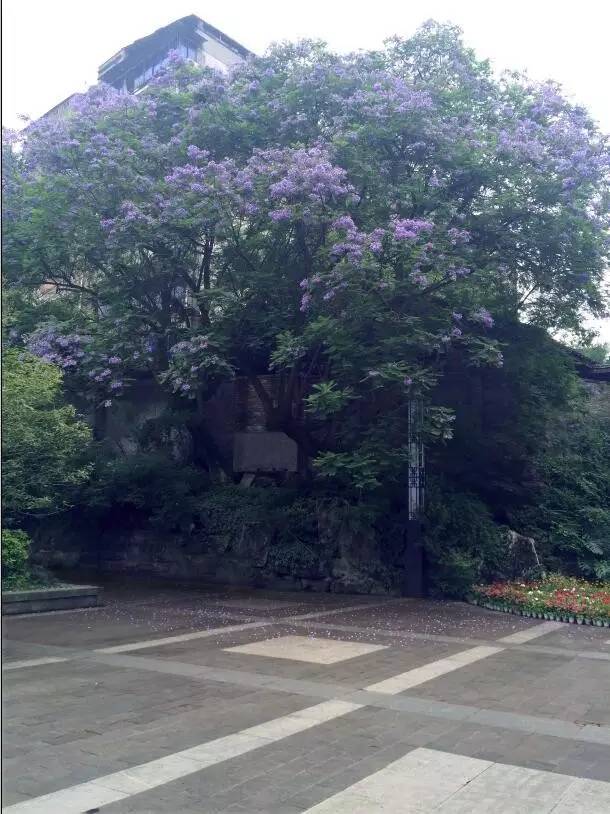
[
  {"left": 2, "top": 656, "right": 320, "bottom": 803},
  {"left": 530, "top": 624, "right": 610, "bottom": 653},
  {"left": 2, "top": 585, "right": 399, "bottom": 653},
  {"left": 405, "top": 648, "right": 610, "bottom": 725},
  {"left": 1, "top": 640, "right": 57, "bottom": 663},
  {"left": 100, "top": 707, "right": 428, "bottom": 814},
  {"left": 312, "top": 600, "right": 546, "bottom": 640},
  {"left": 137, "top": 624, "right": 467, "bottom": 689},
  {"left": 2, "top": 606, "right": 262, "bottom": 650},
  {"left": 99, "top": 713, "right": 610, "bottom": 814},
  {"left": 4, "top": 582, "right": 609, "bottom": 812},
  {"left": 429, "top": 724, "right": 610, "bottom": 782}
]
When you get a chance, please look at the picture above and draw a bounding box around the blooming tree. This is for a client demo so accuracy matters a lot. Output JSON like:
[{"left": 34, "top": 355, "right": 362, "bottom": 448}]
[{"left": 3, "top": 24, "right": 609, "bottom": 491}]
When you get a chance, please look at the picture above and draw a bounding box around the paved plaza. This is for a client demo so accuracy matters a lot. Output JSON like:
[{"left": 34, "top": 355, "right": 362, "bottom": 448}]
[{"left": 2, "top": 580, "right": 610, "bottom": 812}]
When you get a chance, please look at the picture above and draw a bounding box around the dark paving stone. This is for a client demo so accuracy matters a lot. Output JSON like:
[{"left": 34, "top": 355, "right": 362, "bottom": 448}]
[
  {"left": 312, "top": 599, "right": 550, "bottom": 640},
  {"left": 4, "top": 580, "right": 609, "bottom": 810},
  {"left": 406, "top": 648, "right": 610, "bottom": 725}
]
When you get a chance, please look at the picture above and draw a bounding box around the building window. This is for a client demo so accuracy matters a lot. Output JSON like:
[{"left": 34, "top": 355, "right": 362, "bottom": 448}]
[
  {"left": 133, "top": 50, "right": 171, "bottom": 89},
  {"left": 178, "top": 40, "right": 199, "bottom": 62}
]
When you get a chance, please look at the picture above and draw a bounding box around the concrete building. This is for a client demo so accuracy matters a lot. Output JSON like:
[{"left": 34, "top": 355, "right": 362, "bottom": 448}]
[
  {"left": 42, "top": 15, "right": 251, "bottom": 118},
  {"left": 98, "top": 14, "right": 251, "bottom": 93}
]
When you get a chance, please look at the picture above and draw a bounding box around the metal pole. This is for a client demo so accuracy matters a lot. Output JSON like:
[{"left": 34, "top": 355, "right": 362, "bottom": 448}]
[{"left": 405, "top": 399, "right": 425, "bottom": 597}]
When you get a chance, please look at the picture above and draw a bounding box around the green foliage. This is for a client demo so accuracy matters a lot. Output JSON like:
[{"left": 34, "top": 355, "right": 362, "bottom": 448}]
[
  {"left": 3, "top": 27, "right": 609, "bottom": 596},
  {"left": 313, "top": 451, "right": 385, "bottom": 492},
  {"left": 1, "top": 529, "right": 31, "bottom": 588},
  {"left": 1, "top": 350, "right": 92, "bottom": 520},
  {"left": 573, "top": 344, "right": 610, "bottom": 365},
  {"left": 424, "top": 480, "right": 506, "bottom": 598},
  {"left": 196, "top": 486, "right": 325, "bottom": 577},
  {"left": 84, "top": 452, "right": 207, "bottom": 532},
  {"left": 509, "top": 387, "right": 610, "bottom": 579},
  {"left": 304, "top": 381, "right": 354, "bottom": 418}
]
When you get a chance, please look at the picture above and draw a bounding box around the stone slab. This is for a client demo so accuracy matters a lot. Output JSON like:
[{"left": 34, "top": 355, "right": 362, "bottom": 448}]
[
  {"left": 225, "top": 634, "right": 388, "bottom": 664},
  {"left": 2, "top": 585, "right": 101, "bottom": 615}
]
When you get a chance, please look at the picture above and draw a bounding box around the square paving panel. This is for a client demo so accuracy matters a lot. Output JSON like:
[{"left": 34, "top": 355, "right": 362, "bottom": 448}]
[{"left": 224, "top": 634, "right": 387, "bottom": 664}]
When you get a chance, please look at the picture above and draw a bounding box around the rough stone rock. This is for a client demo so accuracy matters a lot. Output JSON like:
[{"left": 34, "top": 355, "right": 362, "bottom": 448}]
[{"left": 505, "top": 529, "right": 544, "bottom": 579}]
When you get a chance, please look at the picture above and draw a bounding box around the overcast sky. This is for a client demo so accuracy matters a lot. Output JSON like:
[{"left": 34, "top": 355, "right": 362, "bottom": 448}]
[{"left": 3, "top": 0, "right": 609, "bottom": 339}]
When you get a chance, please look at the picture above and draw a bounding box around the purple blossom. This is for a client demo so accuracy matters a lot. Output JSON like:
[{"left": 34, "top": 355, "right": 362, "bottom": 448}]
[
  {"left": 472, "top": 308, "right": 494, "bottom": 328},
  {"left": 332, "top": 215, "right": 356, "bottom": 231},
  {"left": 452, "top": 312, "right": 463, "bottom": 321},
  {"left": 186, "top": 145, "right": 209, "bottom": 162},
  {"left": 270, "top": 207, "right": 292, "bottom": 222},
  {"left": 447, "top": 227, "right": 471, "bottom": 245},
  {"left": 392, "top": 218, "right": 434, "bottom": 241},
  {"left": 411, "top": 273, "right": 429, "bottom": 287},
  {"left": 269, "top": 178, "right": 298, "bottom": 199}
]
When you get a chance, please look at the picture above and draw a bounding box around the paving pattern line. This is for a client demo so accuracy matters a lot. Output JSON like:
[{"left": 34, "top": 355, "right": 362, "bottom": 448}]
[
  {"left": 1, "top": 701, "right": 363, "bottom": 814},
  {"left": 91, "top": 599, "right": 405, "bottom": 654},
  {"left": 2, "top": 620, "right": 563, "bottom": 813},
  {"left": 302, "top": 747, "right": 610, "bottom": 813},
  {"left": 2, "top": 656, "right": 70, "bottom": 672},
  {"left": 2, "top": 599, "right": 401, "bottom": 670},
  {"left": 91, "top": 650, "right": 610, "bottom": 745},
  {"left": 298, "top": 620, "right": 610, "bottom": 661}
]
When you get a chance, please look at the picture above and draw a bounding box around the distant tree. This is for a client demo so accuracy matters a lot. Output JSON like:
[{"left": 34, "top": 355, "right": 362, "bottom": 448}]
[{"left": 574, "top": 343, "right": 610, "bottom": 364}]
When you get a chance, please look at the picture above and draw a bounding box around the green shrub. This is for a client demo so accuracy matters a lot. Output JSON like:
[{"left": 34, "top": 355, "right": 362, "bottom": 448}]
[
  {"left": 84, "top": 452, "right": 207, "bottom": 532},
  {"left": 2, "top": 349, "right": 92, "bottom": 521},
  {"left": 424, "top": 481, "right": 505, "bottom": 598},
  {"left": 2, "top": 529, "right": 31, "bottom": 588}
]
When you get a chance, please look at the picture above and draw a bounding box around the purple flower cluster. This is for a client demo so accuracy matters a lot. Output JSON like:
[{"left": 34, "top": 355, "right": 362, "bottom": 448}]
[
  {"left": 472, "top": 307, "right": 494, "bottom": 328},
  {"left": 447, "top": 227, "right": 471, "bottom": 245},
  {"left": 392, "top": 218, "right": 434, "bottom": 241},
  {"left": 26, "top": 326, "right": 89, "bottom": 369}
]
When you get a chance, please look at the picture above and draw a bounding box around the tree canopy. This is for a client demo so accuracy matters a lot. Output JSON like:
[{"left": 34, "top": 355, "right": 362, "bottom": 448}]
[{"left": 3, "top": 22, "right": 609, "bottom": 501}]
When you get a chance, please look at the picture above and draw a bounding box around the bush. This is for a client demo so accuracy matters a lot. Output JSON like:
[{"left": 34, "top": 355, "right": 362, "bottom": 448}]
[
  {"left": 2, "top": 349, "right": 92, "bottom": 521},
  {"left": 424, "top": 480, "right": 505, "bottom": 598},
  {"left": 2, "top": 529, "right": 31, "bottom": 588},
  {"left": 84, "top": 452, "right": 207, "bottom": 532}
]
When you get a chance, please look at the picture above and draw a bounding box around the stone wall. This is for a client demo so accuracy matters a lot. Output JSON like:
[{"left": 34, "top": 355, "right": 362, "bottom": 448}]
[{"left": 31, "top": 502, "right": 406, "bottom": 596}]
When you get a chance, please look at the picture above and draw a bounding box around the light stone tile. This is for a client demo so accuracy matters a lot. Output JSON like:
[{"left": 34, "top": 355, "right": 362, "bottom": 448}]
[
  {"left": 304, "top": 747, "right": 491, "bottom": 812},
  {"left": 551, "top": 776, "right": 610, "bottom": 813},
  {"left": 224, "top": 635, "right": 387, "bottom": 664},
  {"left": 366, "top": 646, "right": 502, "bottom": 694},
  {"left": 499, "top": 621, "right": 563, "bottom": 644},
  {"left": 2, "top": 780, "right": 127, "bottom": 814},
  {"left": 437, "top": 762, "right": 574, "bottom": 813},
  {"left": 304, "top": 749, "right": 610, "bottom": 814},
  {"left": 2, "top": 656, "right": 70, "bottom": 671}
]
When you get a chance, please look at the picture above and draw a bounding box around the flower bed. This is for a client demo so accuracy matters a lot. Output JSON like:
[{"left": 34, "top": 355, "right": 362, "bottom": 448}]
[{"left": 470, "top": 575, "right": 610, "bottom": 626}]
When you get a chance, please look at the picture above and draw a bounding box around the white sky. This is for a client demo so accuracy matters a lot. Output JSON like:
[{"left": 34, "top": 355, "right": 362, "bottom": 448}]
[{"left": 2, "top": 0, "right": 609, "bottom": 340}]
